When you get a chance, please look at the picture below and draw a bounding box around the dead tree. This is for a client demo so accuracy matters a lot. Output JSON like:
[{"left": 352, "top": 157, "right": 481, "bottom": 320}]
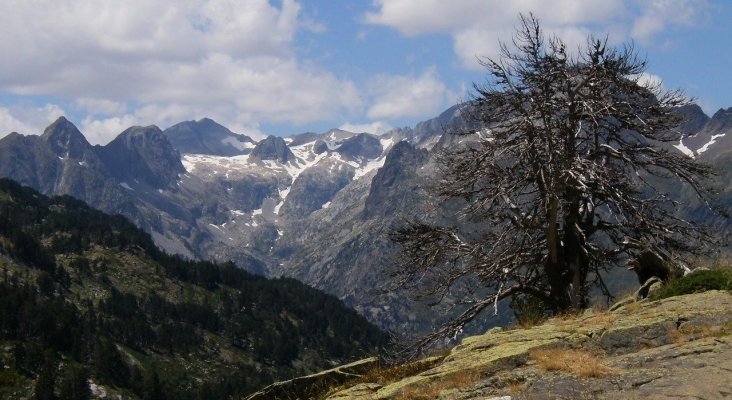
[{"left": 391, "top": 14, "right": 716, "bottom": 350}]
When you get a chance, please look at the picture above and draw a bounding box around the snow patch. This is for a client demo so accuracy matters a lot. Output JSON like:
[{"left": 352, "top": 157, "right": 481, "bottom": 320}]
[
  {"left": 380, "top": 136, "right": 395, "bottom": 151},
  {"left": 322, "top": 201, "right": 331, "bottom": 209},
  {"left": 182, "top": 154, "right": 254, "bottom": 175},
  {"left": 252, "top": 208, "right": 263, "bottom": 216},
  {"left": 674, "top": 139, "right": 695, "bottom": 158},
  {"left": 273, "top": 187, "right": 291, "bottom": 214},
  {"left": 119, "top": 182, "right": 133, "bottom": 190},
  {"left": 353, "top": 156, "right": 386, "bottom": 180},
  {"left": 208, "top": 224, "right": 222, "bottom": 231},
  {"left": 697, "top": 133, "right": 726, "bottom": 155},
  {"left": 231, "top": 209, "right": 246, "bottom": 216}
]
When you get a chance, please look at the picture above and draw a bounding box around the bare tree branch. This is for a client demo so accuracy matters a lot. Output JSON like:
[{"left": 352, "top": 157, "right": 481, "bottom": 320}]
[{"left": 390, "top": 14, "right": 721, "bottom": 353}]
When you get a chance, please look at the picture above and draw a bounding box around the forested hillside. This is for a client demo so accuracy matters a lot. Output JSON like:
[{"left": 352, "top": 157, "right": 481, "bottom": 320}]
[{"left": 0, "top": 178, "right": 388, "bottom": 399}]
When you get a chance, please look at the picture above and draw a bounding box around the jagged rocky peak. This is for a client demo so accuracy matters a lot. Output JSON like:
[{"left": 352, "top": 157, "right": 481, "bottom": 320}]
[
  {"left": 395, "top": 103, "right": 476, "bottom": 149},
  {"left": 164, "top": 117, "right": 254, "bottom": 156},
  {"left": 112, "top": 125, "right": 169, "bottom": 148},
  {"left": 287, "top": 131, "right": 321, "bottom": 147},
  {"left": 312, "top": 140, "right": 329, "bottom": 154},
  {"left": 249, "top": 135, "right": 295, "bottom": 163},
  {"left": 336, "top": 133, "right": 383, "bottom": 160},
  {"left": 362, "top": 140, "right": 429, "bottom": 219},
  {"left": 706, "top": 107, "right": 732, "bottom": 134},
  {"left": 101, "top": 125, "right": 185, "bottom": 187},
  {"left": 677, "top": 104, "right": 710, "bottom": 136},
  {"left": 40, "top": 116, "right": 91, "bottom": 159},
  {"left": 324, "top": 128, "right": 358, "bottom": 141}
]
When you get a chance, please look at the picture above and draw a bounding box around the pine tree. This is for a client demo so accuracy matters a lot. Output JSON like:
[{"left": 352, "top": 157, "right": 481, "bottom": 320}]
[{"left": 392, "top": 14, "right": 717, "bottom": 348}]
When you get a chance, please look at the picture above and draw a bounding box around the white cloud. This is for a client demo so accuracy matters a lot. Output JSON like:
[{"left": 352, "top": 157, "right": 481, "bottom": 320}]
[
  {"left": 365, "top": 0, "right": 624, "bottom": 36},
  {"left": 0, "top": 108, "right": 36, "bottom": 138},
  {"left": 81, "top": 115, "right": 140, "bottom": 145},
  {"left": 339, "top": 121, "right": 394, "bottom": 135},
  {"left": 365, "top": 0, "right": 709, "bottom": 69},
  {"left": 75, "top": 98, "right": 128, "bottom": 116},
  {"left": 0, "top": 104, "right": 66, "bottom": 139},
  {"left": 631, "top": 0, "right": 709, "bottom": 43},
  {"left": 366, "top": 67, "right": 448, "bottom": 120},
  {"left": 0, "top": 0, "right": 361, "bottom": 138},
  {"left": 633, "top": 72, "right": 665, "bottom": 91}
]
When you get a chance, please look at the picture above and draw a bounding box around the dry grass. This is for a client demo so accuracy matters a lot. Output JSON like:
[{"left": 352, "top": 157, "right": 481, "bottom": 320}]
[
  {"left": 581, "top": 312, "right": 616, "bottom": 329},
  {"left": 622, "top": 300, "right": 643, "bottom": 313},
  {"left": 530, "top": 348, "right": 616, "bottom": 378},
  {"left": 507, "top": 381, "right": 529, "bottom": 394},
  {"left": 397, "top": 370, "right": 481, "bottom": 399},
  {"left": 669, "top": 322, "right": 732, "bottom": 344}
]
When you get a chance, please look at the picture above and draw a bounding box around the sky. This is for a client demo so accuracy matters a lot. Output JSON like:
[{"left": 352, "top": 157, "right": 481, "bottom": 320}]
[{"left": 0, "top": 0, "right": 729, "bottom": 144}]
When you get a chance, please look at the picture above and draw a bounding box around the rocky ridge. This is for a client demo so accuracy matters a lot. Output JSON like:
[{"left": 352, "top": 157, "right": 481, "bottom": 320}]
[{"left": 253, "top": 290, "right": 732, "bottom": 399}]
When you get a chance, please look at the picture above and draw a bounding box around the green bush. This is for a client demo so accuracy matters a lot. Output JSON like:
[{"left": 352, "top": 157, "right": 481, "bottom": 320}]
[{"left": 650, "top": 268, "right": 732, "bottom": 300}]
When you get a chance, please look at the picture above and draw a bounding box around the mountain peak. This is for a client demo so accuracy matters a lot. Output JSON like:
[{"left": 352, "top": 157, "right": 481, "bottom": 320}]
[
  {"left": 705, "top": 107, "right": 732, "bottom": 136},
  {"left": 40, "top": 116, "right": 91, "bottom": 159},
  {"left": 336, "top": 132, "right": 383, "bottom": 160},
  {"left": 164, "top": 118, "right": 254, "bottom": 156},
  {"left": 102, "top": 125, "right": 184, "bottom": 187},
  {"left": 249, "top": 135, "right": 295, "bottom": 163},
  {"left": 118, "top": 125, "right": 164, "bottom": 138}
]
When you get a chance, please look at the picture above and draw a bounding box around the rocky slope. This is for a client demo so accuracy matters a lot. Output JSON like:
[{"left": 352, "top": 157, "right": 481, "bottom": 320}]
[{"left": 252, "top": 289, "right": 732, "bottom": 399}]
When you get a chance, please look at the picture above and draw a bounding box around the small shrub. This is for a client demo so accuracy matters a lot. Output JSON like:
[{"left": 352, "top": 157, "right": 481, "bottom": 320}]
[
  {"left": 650, "top": 268, "right": 732, "bottom": 301},
  {"left": 510, "top": 293, "right": 549, "bottom": 328}
]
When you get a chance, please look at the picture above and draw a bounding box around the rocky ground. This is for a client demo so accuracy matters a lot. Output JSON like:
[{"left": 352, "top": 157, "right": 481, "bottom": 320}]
[{"left": 249, "top": 290, "right": 732, "bottom": 399}]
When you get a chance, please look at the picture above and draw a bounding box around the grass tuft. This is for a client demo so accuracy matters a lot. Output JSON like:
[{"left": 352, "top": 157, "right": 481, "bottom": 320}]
[{"left": 530, "top": 348, "right": 616, "bottom": 378}]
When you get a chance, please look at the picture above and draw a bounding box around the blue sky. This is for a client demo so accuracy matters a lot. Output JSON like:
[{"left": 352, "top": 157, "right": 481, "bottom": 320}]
[{"left": 0, "top": 0, "right": 729, "bottom": 144}]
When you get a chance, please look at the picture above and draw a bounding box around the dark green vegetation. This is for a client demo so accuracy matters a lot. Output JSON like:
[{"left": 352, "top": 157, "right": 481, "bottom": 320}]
[
  {"left": 651, "top": 267, "right": 732, "bottom": 300},
  {"left": 0, "top": 178, "right": 388, "bottom": 399}
]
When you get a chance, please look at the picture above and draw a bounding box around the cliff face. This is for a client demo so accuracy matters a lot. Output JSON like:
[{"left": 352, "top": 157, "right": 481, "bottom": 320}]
[{"left": 252, "top": 290, "right": 732, "bottom": 399}]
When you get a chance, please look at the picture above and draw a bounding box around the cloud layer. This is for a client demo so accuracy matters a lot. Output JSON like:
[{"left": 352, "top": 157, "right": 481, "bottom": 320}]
[
  {"left": 0, "top": 0, "right": 364, "bottom": 143},
  {"left": 365, "top": 0, "right": 709, "bottom": 69},
  {"left": 0, "top": 0, "right": 713, "bottom": 143}
]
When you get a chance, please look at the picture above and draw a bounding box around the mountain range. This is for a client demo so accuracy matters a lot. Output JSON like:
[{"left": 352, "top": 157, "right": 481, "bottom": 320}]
[{"left": 1, "top": 103, "right": 730, "bottom": 336}]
